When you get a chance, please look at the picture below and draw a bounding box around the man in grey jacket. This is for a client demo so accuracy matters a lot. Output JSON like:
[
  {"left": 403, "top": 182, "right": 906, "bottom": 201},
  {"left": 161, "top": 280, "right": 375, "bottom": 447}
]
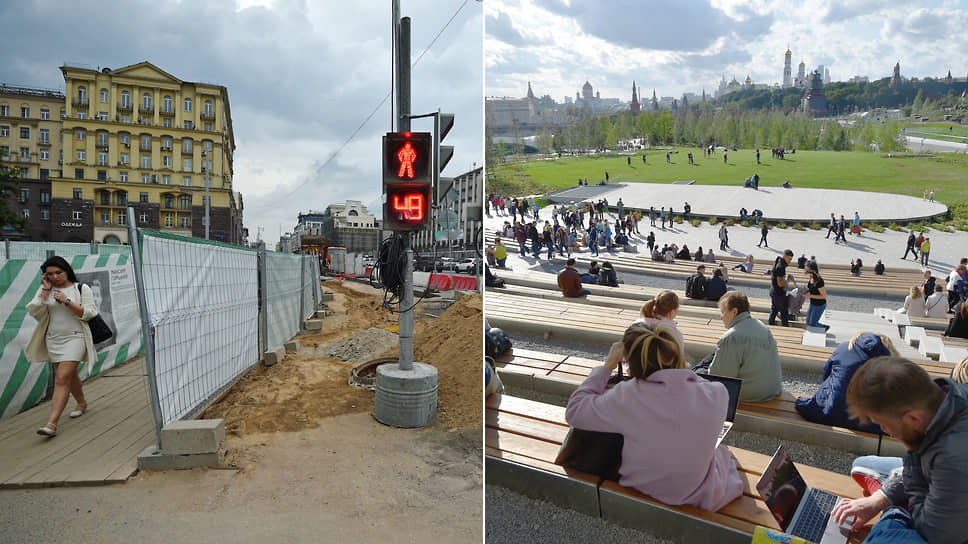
[
  {"left": 707, "top": 291, "right": 783, "bottom": 402},
  {"left": 833, "top": 357, "right": 968, "bottom": 544}
]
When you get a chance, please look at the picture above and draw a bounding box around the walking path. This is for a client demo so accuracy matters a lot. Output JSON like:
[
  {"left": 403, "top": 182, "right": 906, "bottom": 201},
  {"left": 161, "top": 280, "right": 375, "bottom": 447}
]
[
  {"left": 547, "top": 182, "right": 947, "bottom": 223},
  {"left": 0, "top": 357, "right": 153, "bottom": 488}
]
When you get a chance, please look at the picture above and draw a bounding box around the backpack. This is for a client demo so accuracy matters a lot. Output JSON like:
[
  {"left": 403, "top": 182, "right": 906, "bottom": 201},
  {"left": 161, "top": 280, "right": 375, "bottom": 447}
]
[
  {"left": 686, "top": 273, "right": 704, "bottom": 299},
  {"left": 485, "top": 328, "right": 513, "bottom": 359}
]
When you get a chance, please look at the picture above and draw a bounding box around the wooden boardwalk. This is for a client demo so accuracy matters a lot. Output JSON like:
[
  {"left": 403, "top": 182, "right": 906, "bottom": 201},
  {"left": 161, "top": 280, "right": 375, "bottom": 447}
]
[{"left": 0, "top": 357, "right": 155, "bottom": 488}]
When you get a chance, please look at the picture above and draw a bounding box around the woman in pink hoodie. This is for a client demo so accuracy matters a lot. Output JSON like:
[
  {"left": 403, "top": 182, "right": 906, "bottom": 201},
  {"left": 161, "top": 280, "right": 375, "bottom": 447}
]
[{"left": 564, "top": 322, "right": 744, "bottom": 512}]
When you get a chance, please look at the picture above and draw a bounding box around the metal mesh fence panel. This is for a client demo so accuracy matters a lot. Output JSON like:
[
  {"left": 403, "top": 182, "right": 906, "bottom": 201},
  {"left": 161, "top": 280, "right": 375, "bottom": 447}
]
[
  {"left": 7, "top": 242, "right": 91, "bottom": 260},
  {"left": 313, "top": 258, "right": 322, "bottom": 308},
  {"left": 301, "top": 256, "right": 316, "bottom": 321},
  {"left": 138, "top": 230, "right": 259, "bottom": 426},
  {"left": 265, "top": 251, "right": 303, "bottom": 350},
  {"left": 96, "top": 244, "right": 132, "bottom": 256}
]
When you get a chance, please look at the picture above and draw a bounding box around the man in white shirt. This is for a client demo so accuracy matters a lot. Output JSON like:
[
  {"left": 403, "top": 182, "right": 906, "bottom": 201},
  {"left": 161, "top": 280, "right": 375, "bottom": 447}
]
[
  {"left": 946, "top": 263, "right": 967, "bottom": 313},
  {"left": 924, "top": 285, "right": 948, "bottom": 318}
]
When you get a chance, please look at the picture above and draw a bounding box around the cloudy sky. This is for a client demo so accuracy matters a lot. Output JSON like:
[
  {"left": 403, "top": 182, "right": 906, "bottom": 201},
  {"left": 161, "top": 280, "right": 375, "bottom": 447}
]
[
  {"left": 0, "top": 0, "right": 482, "bottom": 244},
  {"left": 486, "top": 0, "right": 968, "bottom": 102}
]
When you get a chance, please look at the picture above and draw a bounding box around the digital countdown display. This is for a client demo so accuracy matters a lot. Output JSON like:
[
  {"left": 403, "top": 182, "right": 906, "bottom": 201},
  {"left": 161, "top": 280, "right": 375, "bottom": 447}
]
[{"left": 385, "top": 185, "right": 430, "bottom": 231}]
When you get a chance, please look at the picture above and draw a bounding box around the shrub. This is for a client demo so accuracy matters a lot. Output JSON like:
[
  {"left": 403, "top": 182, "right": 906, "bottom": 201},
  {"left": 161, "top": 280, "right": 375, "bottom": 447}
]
[
  {"left": 738, "top": 219, "right": 749, "bottom": 227},
  {"left": 868, "top": 223, "right": 885, "bottom": 233},
  {"left": 887, "top": 222, "right": 905, "bottom": 232},
  {"left": 777, "top": 221, "right": 788, "bottom": 230},
  {"left": 792, "top": 223, "right": 806, "bottom": 231},
  {"left": 808, "top": 221, "right": 822, "bottom": 230},
  {"left": 674, "top": 216, "right": 683, "bottom": 224},
  {"left": 724, "top": 218, "right": 735, "bottom": 226},
  {"left": 690, "top": 218, "right": 701, "bottom": 227},
  {"left": 708, "top": 216, "right": 719, "bottom": 225}
]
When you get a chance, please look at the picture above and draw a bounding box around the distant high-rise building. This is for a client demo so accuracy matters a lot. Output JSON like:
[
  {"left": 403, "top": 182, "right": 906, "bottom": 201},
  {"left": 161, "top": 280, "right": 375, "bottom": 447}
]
[
  {"left": 783, "top": 48, "right": 793, "bottom": 88},
  {"left": 823, "top": 67, "right": 830, "bottom": 85}
]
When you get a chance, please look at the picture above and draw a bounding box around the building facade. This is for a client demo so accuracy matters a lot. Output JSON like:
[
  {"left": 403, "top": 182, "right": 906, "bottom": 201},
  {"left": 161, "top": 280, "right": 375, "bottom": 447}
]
[
  {"left": 0, "top": 85, "right": 66, "bottom": 241},
  {"left": 52, "top": 61, "right": 241, "bottom": 244},
  {"left": 320, "top": 201, "right": 379, "bottom": 254},
  {"left": 413, "top": 166, "right": 482, "bottom": 252}
]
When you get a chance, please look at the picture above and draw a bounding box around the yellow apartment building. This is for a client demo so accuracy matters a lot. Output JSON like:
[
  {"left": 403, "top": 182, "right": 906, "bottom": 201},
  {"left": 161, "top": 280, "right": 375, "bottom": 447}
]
[
  {"left": 0, "top": 85, "right": 65, "bottom": 241},
  {"left": 55, "top": 61, "right": 242, "bottom": 244}
]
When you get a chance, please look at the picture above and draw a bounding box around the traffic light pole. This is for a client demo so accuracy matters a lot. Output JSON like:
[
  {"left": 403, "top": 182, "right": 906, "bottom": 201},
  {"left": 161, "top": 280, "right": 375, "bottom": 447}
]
[{"left": 396, "top": 14, "right": 414, "bottom": 372}]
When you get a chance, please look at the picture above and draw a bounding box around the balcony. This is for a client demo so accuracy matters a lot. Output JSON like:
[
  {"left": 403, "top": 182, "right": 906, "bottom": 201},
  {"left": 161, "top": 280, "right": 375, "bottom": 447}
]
[
  {"left": 139, "top": 105, "right": 154, "bottom": 115},
  {"left": 96, "top": 140, "right": 109, "bottom": 149},
  {"left": 72, "top": 97, "right": 89, "bottom": 107},
  {"left": 200, "top": 111, "right": 215, "bottom": 121},
  {"left": 161, "top": 145, "right": 172, "bottom": 152},
  {"left": 117, "top": 103, "right": 133, "bottom": 114},
  {"left": 159, "top": 108, "right": 175, "bottom": 117}
]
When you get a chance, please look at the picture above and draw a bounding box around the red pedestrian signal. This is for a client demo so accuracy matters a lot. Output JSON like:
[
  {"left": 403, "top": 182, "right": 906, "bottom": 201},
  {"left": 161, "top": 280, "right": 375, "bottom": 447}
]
[{"left": 383, "top": 132, "right": 431, "bottom": 184}]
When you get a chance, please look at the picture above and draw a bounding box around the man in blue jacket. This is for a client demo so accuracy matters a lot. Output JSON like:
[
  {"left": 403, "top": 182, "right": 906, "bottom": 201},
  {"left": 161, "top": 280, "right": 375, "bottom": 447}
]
[
  {"left": 794, "top": 333, "right": 895, "bottom": 433},
  {"left": 833, "top": 357, "right": 968, "bottom": 544}
]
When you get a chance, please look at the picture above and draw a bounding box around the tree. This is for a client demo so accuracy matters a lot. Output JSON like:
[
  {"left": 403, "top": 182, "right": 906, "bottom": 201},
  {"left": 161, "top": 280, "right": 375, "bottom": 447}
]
[{"left": 0, "top": 149, "right": 29, "bottom": 232}]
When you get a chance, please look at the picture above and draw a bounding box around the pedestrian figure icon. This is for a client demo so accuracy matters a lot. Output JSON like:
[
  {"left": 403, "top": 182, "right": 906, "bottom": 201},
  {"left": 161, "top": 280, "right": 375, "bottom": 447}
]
[{"left": 397, "top": 142, "right": 417, "bottom": 179}]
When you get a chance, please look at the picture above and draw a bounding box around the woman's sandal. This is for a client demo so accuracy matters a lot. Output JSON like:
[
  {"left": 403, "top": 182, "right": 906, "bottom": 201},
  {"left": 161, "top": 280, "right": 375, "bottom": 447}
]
[
  {"left": 69, "top": 403, "right": 87, "bottom": 418},
  {"left": 36, "top": 422, "right": 57, "bottom": 437}
]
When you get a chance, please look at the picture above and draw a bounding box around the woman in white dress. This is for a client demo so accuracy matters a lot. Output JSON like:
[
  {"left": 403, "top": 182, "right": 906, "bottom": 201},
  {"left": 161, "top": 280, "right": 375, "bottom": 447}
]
[{"left": 25, "top": 256, "right": 98, "bottom": 437}]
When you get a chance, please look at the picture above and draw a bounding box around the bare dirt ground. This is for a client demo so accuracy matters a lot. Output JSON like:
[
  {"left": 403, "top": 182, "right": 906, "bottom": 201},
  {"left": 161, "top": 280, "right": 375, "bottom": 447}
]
[{"left": 1, "top": 280, "right": 483, "bottom": 543}]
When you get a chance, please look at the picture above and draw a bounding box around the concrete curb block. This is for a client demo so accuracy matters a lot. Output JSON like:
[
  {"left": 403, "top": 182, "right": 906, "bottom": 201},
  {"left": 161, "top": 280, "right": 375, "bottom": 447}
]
[
  {"left": 263, "top": 346, "right": 286, "bottom": 366},
  {"left": 303, "top": 319, "right": 323, "bottom": 331},
  {"left": 137, "top": 446, "right": 224, "bottom": 471},
  {"left": 161, "top": 419, "right": 225, "bottom": 455},
  {"left": 285, "top": 340, "right": 299, "bottom": 352}
]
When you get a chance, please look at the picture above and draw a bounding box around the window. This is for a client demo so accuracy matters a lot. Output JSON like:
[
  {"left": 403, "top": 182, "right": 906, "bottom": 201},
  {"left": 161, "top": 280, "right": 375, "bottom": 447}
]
[
  {"left": 40, "top": 109, "right": 49, "bottom": 120},
  {"left": 141, "top": 134, "right": 151, "bottom": 150},
  {"left": 163, "top": 156, "right": 172, "bottom": 168},
  {"left": 141, "top": 116, "right": 150, "bottom": 126},
  {"left": 20, "top": 188, "right": 29, "bottom": 202},
  {"left": 162, "top": 174, "right": 171, "bottom": 185},
  {"left": 164, "top": 214, "right": 174, "bottom": 228},
  {"left": 20, "top": 127, "right": 29, "bottom": 138},
  {"left": 121, "top": 91, "right": 130, "bottom": 107},
  {"left": 203, "top": 140, "right": 213, "bottom": 153},
  {"left": 40, "top": 149, "right": 49, "bottom": 161},
  {"left": 100, "top": 88, "right": 108, "bottom": 103},
  {"left": 142, "top": 173, "right": 150, "bottom": 184},
  {"left": 40, "top": 170, "right": 49, "bottom": 182},
  {"left": 97, "top": 170, "right": 107, "bottom": 181},
  {"left": 142, "top": 93, "right": 152, "bottom": 110},
  {"left": 121, "top": 114, "right": 130, "bottom": 124},
  {"left": 98, "top": 112, "right": 108, "bottom": 121},
  {"left": 21, "top": 107, "right": 30, "bottom": 118},
  {"left": 98, "top": 151, "right": 108, "bottom": 166},
  {"left": 204, "top": 122, "right": 213, "bottom": 132},
  {"left": 117, "top": 212, "right": 127, "bottom": 225},
  {"left": 184, "top": 98, "right": 193, "bottom": 112},
  {"left": 163, "top": 118, "right": 172, "bottom": 128},
  {"left": 181, "top": 215, "right": 190, "bottom": 228},
  {"left": 117, "top": 192, "right": 127, "bottom": 205},
  {"left": 183, "top": 157, "right": 192, "bottom": 172},
  {"left": 73, "top": 188, "right": 83, "bottom": 199},
  {"left": 21, "top": 209, "right": 29, "bottom": 219},
  {"left": 204, "top": 100, "right": 213, "bottom": 116},
  {"left": 40, "top": 128, "right": 49, "bottom": 144},
  {"left": 120, "top": 171, "right": 128, "bottom": 182},
  {"left": 183, "top": 176, "right": 191, "bottom": 186},
  {"left": 140, "top": 192, "right": 148, "bottom": 203},
  {"left": 78, "top": 86, "right": 87, "bottom": 103},
  {"left": 20, "top": 168, "right": 28, "bottom": 179},
  {"left": 184, "top": 120, "right": 193, "bottom": 130},
  {"left": 72, "top": 210, "right": 82, "bottom": 220},
  {"left": 0, "top": 105, "right": 8, "bottom": 116},
  {"left": 120, "top": 132, "right": 130, "bottom": 145},
  {"left": 141, "top": 155, "right": 151, "bottom": 169},
  {"left": 101, "top": 210, "right": 110, "bottom": 224},
  {"left": 77, "top": 110, "right": 86, "bottom": 119},
  {"left": 60, "top": 109, "right": 66, "bottom": 119},
  {"left": 162, "top": 136, "right": 172, "bottom": 150},
  {"left": 181, "top": 195, "right": 191, "bottom": 209},
  {"left": 165, "top": 195, "right": 174, "bottom": 208},
  {"left": 20, "top": 147, "right": 29, "bottom": 160},
  {"left": 76, "top": 128, "right": 85, "bottom": 140},
  {"left": 139, "top": 212, "right": 148, "bottom": 223},
  {"left": 120, "top": 152, "right": 129, "bottom": 164},
  {"left": 182, "top": 138, "right": 192, "bottom": 153},
  {"left": 40, "top": 209, "right": 49, "bottom": 220},
  {"left": 0, "top": 126, "right": 7, "bottom": 137},
  {"left": 76, "top": 149, "right": 86, "bottom": 161},
  {"left": 163, "top": 95, "right": 173, "bottom": 112}
]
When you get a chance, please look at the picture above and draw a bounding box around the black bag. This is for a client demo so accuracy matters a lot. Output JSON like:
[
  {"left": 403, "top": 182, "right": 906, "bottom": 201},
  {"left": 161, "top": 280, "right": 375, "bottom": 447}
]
[
  {"left": 554, "top": 428, "right": 624, "bottom": 480},
  {"left": 82, "top": 284, "right": 113, "bottom": 344},
  {"left": 485, "top": 327, "right": 513, "bottom": 359}
]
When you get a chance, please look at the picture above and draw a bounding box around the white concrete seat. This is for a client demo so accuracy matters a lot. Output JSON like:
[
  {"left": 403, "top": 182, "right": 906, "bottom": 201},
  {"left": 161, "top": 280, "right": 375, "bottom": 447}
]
[
  {"left": 904, "top": 326, "right": 926, "bottom": 347},
  {"left": 919, "top": 336, "right": 944, "bottom": 360}
]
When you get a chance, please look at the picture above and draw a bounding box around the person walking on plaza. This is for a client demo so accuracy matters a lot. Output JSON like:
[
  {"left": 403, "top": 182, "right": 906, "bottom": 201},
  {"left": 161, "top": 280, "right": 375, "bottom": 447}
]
[
  {"left": 769, "top": 250, "right": 794, "bottom": 327},
  {"left": 513, "top": 221, "right": 527, "bottom": 256},
  {"left": 902, "top": 231, "right": 918, "bottom": 260},
  {"left": 26, "top": 256, "right": 97, "bottom": 437},
  {"left": 719, "top": 224, "right": 729, "bottom": 250},
  {"left": 649, "top": 206, "right": 657, "bottom": 227},
  {"left": 835, "top": 215, "right": 848, "bottom": 244},
  {"left": 852, "top": 211, "right": 861, "bottom": 236},
  {"left": 757, "top": 222, "right": 769, "bottom": 248},
  {"left": 826, "top": 212, "right": 837, "bottom": 239},
  {"left": 920, "top": 237, "right": 931, "bottom": 267},
  {"left": 660, "top": 207, "right": 667, "bottom": 229}
]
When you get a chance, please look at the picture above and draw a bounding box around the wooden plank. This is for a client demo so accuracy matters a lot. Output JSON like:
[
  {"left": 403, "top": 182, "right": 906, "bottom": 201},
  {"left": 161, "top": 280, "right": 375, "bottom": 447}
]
[{"left": 70, "top": 426, "right": 155, "bottom": 485}]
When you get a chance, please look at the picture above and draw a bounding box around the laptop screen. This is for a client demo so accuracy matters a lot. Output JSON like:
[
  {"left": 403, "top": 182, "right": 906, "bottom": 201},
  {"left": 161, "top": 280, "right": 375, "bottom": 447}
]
[
  {"left": 755, "top": 445, "right": 808, "bottom": 531},
  {"left": 700, "top": 374, "right": 743, "bottom": 422}
]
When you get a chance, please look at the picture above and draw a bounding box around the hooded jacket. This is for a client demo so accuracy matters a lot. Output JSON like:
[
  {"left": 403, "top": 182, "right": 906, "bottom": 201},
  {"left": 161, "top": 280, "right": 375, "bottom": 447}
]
[{"left": 794, "top": 333, "right": 889, "bottom": 434}]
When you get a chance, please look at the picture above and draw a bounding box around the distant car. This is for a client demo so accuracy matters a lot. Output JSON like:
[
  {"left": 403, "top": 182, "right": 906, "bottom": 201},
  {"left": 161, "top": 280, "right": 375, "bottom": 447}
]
[
  {"left": 437, "top": 257, "right": 457, "bottom": 271},
  {"left": 455, "top": 258, "right": 479, "bottom": 274},
  {"left": 414, "top": 255, "right": 437, "bottom": 272}
]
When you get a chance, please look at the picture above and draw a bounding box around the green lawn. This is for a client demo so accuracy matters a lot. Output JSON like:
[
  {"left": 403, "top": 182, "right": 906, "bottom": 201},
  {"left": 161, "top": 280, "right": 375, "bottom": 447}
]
[
  {"left": 489, "top": 149, "right": 968, "bottom": 225},
  {"left": 909, "top": 123, "right": 968, "bottom": 137}
]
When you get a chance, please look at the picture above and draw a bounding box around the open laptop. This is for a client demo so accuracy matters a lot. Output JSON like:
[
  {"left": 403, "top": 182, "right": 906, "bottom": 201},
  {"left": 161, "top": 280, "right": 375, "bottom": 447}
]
[
  {"left": 755, "top": 445, "right": 850, "bottom": 544},
  {"left": 698, "top": 374, "right": 742, "bottom": 447}
]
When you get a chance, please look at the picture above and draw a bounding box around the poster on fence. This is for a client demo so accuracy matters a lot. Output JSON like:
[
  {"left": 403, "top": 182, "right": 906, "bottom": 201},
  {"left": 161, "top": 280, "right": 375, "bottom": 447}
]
[{"left": 0, "top": 253, "right": 143, "bottom": 421}]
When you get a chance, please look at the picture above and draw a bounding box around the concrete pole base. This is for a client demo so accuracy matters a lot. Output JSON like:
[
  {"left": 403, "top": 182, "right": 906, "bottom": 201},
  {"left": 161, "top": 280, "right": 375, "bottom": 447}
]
[{"left": 373, "top": 361, "right": 438, "bottom": 428}]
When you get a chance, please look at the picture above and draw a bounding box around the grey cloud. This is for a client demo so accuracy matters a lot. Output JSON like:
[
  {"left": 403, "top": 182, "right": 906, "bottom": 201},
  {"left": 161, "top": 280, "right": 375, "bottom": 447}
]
[
  {"left": 486, "top": 11, "right": 528, "bottom": 46},
  {"left": 532, "top": 0, "right": 774, "bottom": 53}
]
